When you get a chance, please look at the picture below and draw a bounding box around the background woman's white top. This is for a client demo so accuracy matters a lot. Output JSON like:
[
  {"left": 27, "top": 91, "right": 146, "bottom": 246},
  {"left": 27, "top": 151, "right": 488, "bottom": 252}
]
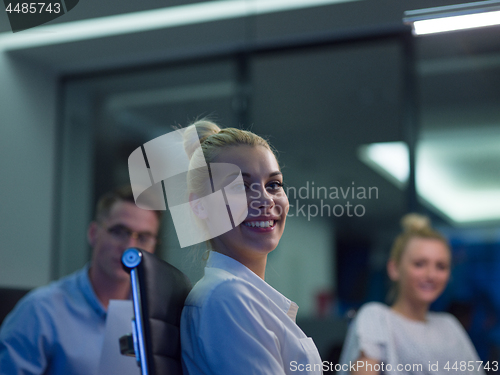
[{"left": 339, "top": 302, "right": 486, "bottom": 375}]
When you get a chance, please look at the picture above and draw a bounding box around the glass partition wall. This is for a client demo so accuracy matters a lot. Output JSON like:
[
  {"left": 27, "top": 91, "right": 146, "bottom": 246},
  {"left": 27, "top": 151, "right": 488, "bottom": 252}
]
[
  {"left": 57, "top": 21, "right": 500, "bottom": 367},
  {"left": 416, "top": 26, "right": 500, "bottom": 364},
  {"left": 59, "top": 59, "right": 242, "bottom": 286}
]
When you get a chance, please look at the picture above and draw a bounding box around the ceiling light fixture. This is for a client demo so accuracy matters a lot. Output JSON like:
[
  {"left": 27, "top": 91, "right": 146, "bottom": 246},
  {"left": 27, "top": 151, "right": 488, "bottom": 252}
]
[
  {"left": 359, "top": 134, "right": 500, "bottom": 225},
  {"left": 404, "top": 0, "right": 500, "bottom": 36},
  {"left": 0, "top": 0, "right": 359, "bottom": 50}
]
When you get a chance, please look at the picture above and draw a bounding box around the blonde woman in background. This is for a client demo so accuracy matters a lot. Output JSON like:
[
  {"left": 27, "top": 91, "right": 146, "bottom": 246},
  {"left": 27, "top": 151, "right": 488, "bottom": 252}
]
[
  {"left": 180, "top": 120, "right": 323, "bottom": 375},
  {"left": 339, "top": 214, "right": 485, "bottom": 375}
]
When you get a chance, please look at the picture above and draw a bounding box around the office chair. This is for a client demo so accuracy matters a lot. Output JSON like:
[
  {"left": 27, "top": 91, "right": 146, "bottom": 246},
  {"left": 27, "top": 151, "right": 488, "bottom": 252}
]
[
  {"left": 121, "top": 248, "right": 192, "bottom": 375},
  {"left": 0, "top": 287, "right": 31, "bottom": 325}
]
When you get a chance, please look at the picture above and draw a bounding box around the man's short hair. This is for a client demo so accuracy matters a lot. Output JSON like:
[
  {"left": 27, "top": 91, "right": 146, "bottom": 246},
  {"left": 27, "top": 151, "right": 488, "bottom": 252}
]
[{"left": 94, "top": 185, "right": 163, "bottom": 222}]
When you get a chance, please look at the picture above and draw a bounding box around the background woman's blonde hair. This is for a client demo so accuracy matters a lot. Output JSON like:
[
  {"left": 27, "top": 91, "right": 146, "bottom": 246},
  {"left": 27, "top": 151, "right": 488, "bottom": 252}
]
[
  {"left": 386, "top": 213, "right": 449, "bottom": 303},
  {"left": 389, "top": 213, "right": 448, "bottom": 265}
]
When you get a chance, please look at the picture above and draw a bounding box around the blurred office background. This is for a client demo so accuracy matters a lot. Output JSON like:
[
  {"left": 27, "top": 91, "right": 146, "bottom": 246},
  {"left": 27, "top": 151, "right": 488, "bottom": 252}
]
[{"left": 1, "top": 0, "right": 500, "bottom": 370}]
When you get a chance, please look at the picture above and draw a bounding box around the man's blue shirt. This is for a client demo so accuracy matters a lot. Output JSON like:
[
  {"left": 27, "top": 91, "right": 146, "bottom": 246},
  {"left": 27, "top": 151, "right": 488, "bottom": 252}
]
[{"left": 0, "top": 265, "right": 107, "bottom": 375}]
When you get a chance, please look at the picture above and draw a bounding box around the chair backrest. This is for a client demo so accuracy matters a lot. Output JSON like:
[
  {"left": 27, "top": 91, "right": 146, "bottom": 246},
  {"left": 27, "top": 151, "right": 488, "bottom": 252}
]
[
  {"left": 122, "top": 248, "right": 192, "bottom": 375},
  {"left": 0, "top": 288, "right": 31, "bottom": 325}
]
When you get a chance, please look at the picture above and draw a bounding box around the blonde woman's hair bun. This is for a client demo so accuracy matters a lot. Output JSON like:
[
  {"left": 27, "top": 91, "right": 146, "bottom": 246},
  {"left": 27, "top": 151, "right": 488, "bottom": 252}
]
[
  {"left": 401, "top": 213, "right": 431, "bottom": 233},
  {"left": 183, "top": 120, "right": 221, "bottom": 160}
]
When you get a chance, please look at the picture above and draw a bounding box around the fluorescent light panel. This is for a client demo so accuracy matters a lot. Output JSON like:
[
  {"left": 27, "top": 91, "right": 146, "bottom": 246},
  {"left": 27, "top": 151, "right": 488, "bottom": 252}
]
[
  {"left": 404, "top": 0, "right": 500, "bottom": 36},
  {"left": 357, "top": 142, "right": 408, "bottom": 189},
  {"left": 0, "top": 0, "right": 359, "bottom": 50},
  {"left": 413, "top": 9, "right": 500, "bottom": 35},
  {"left": 359, "top": 141, "right": 500, "bottom": 225}
]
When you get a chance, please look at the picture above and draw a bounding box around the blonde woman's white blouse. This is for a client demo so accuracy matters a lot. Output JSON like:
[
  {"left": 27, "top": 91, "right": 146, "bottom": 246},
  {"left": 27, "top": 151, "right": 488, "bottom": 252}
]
[{"left": 181, "top": 251, "right": 323, "bottom": 375}]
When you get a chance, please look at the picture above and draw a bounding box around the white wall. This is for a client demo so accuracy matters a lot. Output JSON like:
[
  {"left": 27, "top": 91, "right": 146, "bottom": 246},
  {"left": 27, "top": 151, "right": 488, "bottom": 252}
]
[{"left": 0, "top": 52, "right": 57, "bottom": 288}]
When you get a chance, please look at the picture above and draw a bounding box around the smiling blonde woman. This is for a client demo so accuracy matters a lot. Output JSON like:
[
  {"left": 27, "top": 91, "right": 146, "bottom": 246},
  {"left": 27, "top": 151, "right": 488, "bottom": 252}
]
[
  {"left": 180, "top": 120, "right": 323, "bottom": 375},
  {"left": 338, "top": 214, "right": 485, "bottom": 375}
]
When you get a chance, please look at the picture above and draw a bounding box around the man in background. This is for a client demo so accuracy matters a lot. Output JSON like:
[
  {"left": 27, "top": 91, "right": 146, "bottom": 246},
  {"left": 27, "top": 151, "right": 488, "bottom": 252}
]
[{"left": 0, "top": 186, "right": 161, "bottom": 375}]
